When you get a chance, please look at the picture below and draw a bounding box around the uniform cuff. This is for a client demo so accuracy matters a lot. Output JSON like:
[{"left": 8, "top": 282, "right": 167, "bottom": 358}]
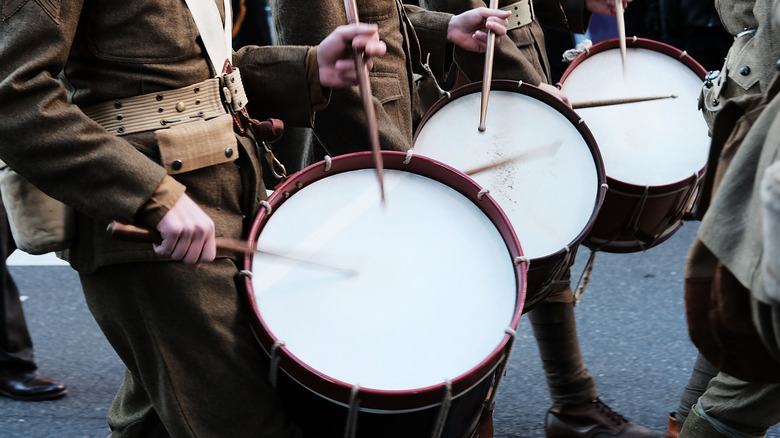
[
  {"left": 306, "top": 46, "right": 331, "bottom": 113},
  {"left": 134, "top": 175, "right": 187, "bottom": 229}
]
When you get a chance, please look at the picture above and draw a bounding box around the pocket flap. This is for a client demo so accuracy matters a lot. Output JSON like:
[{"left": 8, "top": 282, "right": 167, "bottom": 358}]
[{"left": 156, "top": 114, "right": 238, "bottom": 174}]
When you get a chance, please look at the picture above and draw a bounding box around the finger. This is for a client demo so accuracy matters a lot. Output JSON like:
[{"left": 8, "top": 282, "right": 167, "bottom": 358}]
[
  {"left": 169, "top": 232, "right": 194, "bottom": 261},
  {"left": 153, "top": 230, "right": 179, "bottom": 258},
  {"left": 181, "top": 237, "right": 206, "bottom": 265},
  {"left": 472, "top": 29, "right": 489, "bottom": 44},
  {"left": 337, "top": 23, "right": 380, "bottom": 44},
  {"left": 485, "top": 17, "right": 509, "bottom": 35}
]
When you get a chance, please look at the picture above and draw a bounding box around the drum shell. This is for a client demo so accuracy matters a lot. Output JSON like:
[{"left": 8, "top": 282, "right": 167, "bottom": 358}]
[
  {"left": 560, "top": 38, "right": 708, "bottom": 253},
  {"left": 242, "top": 151, "right": 526, "bottom": 438}
]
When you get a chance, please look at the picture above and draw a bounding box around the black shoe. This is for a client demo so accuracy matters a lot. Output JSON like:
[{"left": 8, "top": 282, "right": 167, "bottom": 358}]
[
  {"left": 545, "top": 398, "right": 664, "bottom": 437},
  {"left": 0, "top": 370, "right": 67, "bottom": 401}
]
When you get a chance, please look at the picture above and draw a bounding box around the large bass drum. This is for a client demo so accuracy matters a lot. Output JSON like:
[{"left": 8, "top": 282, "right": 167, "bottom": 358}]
[
  {"left": 414, "top": 80, "right": 606, "bottom": 310},
  {"left": 559, "top": 37, "right": 710, "bottom": 252},
  {"left": 243, "top": 151, "right": 526, "bottom": 438}
]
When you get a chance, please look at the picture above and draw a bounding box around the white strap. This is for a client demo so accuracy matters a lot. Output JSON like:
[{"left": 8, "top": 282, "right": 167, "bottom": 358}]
[{"left": 182, "top": 0, "right": 233, "bottom": 75}]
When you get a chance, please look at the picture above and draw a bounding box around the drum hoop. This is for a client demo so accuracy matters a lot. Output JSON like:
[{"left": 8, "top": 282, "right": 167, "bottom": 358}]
[
  {"left": 243, "top": 151, "right": 527, "bottom": 411},
  {"left": 414, "top": 80, "right": 608, "bottom": 267},
  {"left": 559, "top": 37, "right": 707, "bottom": 84}
]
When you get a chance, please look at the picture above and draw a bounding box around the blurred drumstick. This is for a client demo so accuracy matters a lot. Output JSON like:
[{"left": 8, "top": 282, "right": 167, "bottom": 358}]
[
  {"left": 615, "top": 0, "right": 627, "bottom": 74},
  {"left": 571, "top": 94, "right": 678, "bottom": 109},
  {"left": 106, "top": 222, "right": 357, "bottom": 275},
  {"left": 344, "top": 0, "right": 385, "bottom": 203},
  {"left": 479, "top": 0, "right": 499, "bottom": 132},
  {"left": 464, "top": 140, "right": 563, "bottom": 175}
]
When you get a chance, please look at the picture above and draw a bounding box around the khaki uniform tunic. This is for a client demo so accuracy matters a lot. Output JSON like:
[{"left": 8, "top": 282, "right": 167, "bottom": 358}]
[
  {"left": 0, "top": 1, "right": 330, "bottom": 436},
  {"left": 421, "top": 0, "right": 590, "bottom": 85},
  {"left": 271, "top": 0, "right": 452, "bottom": 154}
]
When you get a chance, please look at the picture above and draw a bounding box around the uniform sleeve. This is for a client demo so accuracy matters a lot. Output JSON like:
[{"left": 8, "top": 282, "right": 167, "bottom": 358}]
[
  {"left": 0, "top": 1, "right": 173, "bottom": 225},
  {"left": 233, "top": 45, "right": 329, "bottom": 127},
  {"left": 421, "top": 0, "right": 547, "bottom": 85},
  {"left": 535, "top": 0, "right": 591, "bottom": 34},
  {"left": 404, "top": 5, "right": 454, "bottom": 80}
]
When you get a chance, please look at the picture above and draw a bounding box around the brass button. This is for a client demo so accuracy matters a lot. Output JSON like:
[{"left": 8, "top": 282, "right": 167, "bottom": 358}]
[
  {"left": 175, "top": 101, "right": 186, "bottom": 112},
  {"left": 172, "top": 160, "right": 183, "bottom": 171},
  {"left": 224, "top": 147, "right": 234, "bottom": 158}
]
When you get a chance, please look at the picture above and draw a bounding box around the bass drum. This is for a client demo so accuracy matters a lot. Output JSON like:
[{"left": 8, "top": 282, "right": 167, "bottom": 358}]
[
  {"left": 559, "top": 37, "right": 710, "bottom": 252},
  {"left": 414, "top": 80, "right": 606, "bottom": 311},
  {"left": 243, "top": 151, "right": 526, "bottom": 438}
]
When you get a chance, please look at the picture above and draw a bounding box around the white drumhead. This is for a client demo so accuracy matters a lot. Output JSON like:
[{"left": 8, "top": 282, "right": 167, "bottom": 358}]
[
  {"left": 251, "top": 169, "right": 517, "bottom": 391},
  {"left": 414, "top": 90, "right": 600, "bottom": 260},
  {"left": 561, "top": 46, "right": 710, "bottom": 186}
]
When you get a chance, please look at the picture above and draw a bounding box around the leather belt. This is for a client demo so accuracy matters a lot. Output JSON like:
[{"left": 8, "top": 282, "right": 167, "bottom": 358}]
[
  {"left": 81, "top": 69, "right": 248, "bottom": 136},
  {"left": 501, "top": 0, "right": 535, "bottom": 30}
]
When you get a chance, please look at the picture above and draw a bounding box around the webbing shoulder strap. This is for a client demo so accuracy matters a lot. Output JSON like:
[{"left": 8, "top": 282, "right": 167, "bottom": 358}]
[{"left": 182, "top": 0, "right": 233, "bottom": 75}]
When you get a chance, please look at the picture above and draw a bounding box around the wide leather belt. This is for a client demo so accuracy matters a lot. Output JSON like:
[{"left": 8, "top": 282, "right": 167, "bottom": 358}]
[
  {"left": 81, "top": 69, "right": 248, "bottom": 136},
  {"left": 501, "top": 0, "right": 535, "bottom": 30}
]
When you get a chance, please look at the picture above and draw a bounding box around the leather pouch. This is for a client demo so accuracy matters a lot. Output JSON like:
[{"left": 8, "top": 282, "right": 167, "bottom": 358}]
[
  {"left": 0, "top": 161, "right": 75, "bottom": 255},
  {"left": 155, "top": 114, "right": 238, "bottom": 174}
]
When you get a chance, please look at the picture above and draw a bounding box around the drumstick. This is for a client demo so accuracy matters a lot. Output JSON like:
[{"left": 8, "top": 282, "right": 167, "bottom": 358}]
[
  {"left": 615, "top": 0, "right": 627, "bottom": 74},
  {"left": 106, "top": 222, "right": 358, "bottom": 275},
  {"left": 571, "top": 94, "right": 678, "bottom": 109},
  {"left": 479, "top": 0, "right": 500, "bottom": 132},
  {"left": 344, "top": 0, "right": 386, "bottom": 203},
  {"left": 464, "top": 140, "right": 563, "bottom": 175}
]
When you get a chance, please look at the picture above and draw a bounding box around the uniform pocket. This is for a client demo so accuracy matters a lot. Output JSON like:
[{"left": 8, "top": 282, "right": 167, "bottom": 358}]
[{"left": 155, "top": 114, "right": 239, "bottom": 175}]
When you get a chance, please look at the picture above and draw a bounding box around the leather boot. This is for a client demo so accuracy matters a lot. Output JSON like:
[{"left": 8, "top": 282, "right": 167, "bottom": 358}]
[
  {"left": 545, "top": 398, "right": 664, "bottom": 437},
  {"left": 0, "top": 369, "right": 67, "bottom": 401},
  {"left": 664, "top": 412, "right": 681, "bottom": 438}
]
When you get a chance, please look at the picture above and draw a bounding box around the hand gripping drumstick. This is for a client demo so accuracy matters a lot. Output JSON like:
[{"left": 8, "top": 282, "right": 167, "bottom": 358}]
[
  {"left": 106, "top": 221, "right": 357, "bottom": 275},
  {"left": 479, "top": 0, "right": 500, "bottom": 132},
  {"left": 344, "top": 0, "right": 386, "bottom": 203}
]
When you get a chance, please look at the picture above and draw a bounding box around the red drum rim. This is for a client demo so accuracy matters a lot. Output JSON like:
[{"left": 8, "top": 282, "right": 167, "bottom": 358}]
[
  {"left": 243, "top": 151, "right": 527, "bottom": 411},
  {"left": 560, "top": 37, "right": 707, "bottom": 83},
  {"left": 560, "top": 37, "right": 708, "bottom": 194},
  {"left": 414, "top": 79, "right": 607, "bottom": 268}
]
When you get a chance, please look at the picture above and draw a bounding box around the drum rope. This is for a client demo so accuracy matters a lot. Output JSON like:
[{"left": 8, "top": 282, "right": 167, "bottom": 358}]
[
  {"left": 259, "top": 200, "right": 272, "bottom": 215},
  {"left": 421, "top": 57, "right": 452, "bottom": 101},
  {"left": 628, "top": 186, "right": 650, "bottom": 231},
  {"left": 573, "top": 250, "right": 598, "bottom": 306},
  {"left": 404, "top": 149, "right": 414, "bottom": 164},
  {"left": 268, "top": 341, "right": 285, "bottom": 390},
  {"left": 344, "top": 384, "right": 361, "bottom": 438},
  {"left": 238, "top": 269, "right": 252, "bottom": 279},
  {"left": 324, "top": 155, "right": 333, "bottom": 172},
  {"left": 477, "top": 188, "right": 490, "bottom": 200},
  {"left": 477, "top": 328, "right": 518, "bottom": 433},
  {"left": 430, "top": 379, "right": 453, "bottom": 438},
  {"left": 514, "top": 256, "right": 529, "bottom": 266}
]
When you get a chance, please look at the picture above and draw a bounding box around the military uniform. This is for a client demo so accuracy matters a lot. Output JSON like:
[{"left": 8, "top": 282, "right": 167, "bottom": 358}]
[
  {"left": 271, "top": 0, "right": 452, "bottom": 157},
  {"left": 679, "top": 72, "right": 780, "bottom": 438},
  {"left": 700, "top": 0, "right": 780, "bottom": 130},
  {"left": 421, "top": 0, "right": 590, "bottom": 86},
  {"left": 0, "top": 0, "right": 332, "bottom": 436}
]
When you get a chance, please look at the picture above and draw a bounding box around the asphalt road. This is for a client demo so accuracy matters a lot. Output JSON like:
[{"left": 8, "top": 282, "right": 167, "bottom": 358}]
[{"left": 2, "top": 222, "right": 779, "bottom": 438}]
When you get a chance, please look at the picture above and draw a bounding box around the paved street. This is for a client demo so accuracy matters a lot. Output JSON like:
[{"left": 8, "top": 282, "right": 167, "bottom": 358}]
[{"left": 1, "top": 222, "right": 779, "bottom": 437}]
